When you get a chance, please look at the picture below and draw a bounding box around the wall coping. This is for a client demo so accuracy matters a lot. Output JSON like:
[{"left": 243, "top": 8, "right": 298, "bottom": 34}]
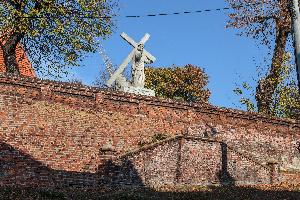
[{"left": 0, "top": 73, "right": 299, "bottom": 128}]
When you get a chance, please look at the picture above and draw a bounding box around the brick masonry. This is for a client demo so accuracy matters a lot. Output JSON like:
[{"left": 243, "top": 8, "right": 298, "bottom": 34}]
[
  {"left": 0, "top": 74, "right": 299, "bottom": 189},
  {"left": 103, "top": 136, "right": 273, "bottom": 187},
  {"left": 0, "top": 44, "right": 36, "bottom": 77}
]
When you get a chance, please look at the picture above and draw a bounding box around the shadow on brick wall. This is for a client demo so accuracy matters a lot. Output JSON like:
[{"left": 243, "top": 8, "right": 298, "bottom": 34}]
[
  {"left": 98, "top": 158, "right": 144, "bottom": 187},
  {"left": 217, "top": 142, "right": 235, "bottom": 186},
  {"left": 0, "top": 141, "right": 143, "bottom": 188},
  {"left": 0, "top": 141, "right": 299, "bottom": 199}
]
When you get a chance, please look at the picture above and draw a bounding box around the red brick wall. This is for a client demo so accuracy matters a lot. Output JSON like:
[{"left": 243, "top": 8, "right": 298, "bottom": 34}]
[
  {"left": 104, "top": 137, "right": 273, "bottom": 187},
  {"left": 0, "top": 74, "right": 299, "bottom": 189},
  {"left": 0, "top": 44, "right": 36, "bottom": 77}
]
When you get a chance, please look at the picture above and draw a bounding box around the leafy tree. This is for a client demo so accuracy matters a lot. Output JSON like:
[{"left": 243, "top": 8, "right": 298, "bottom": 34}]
[
  {"left": 226, "top": 0, "right": 293, "bottom": 115},
  {"left": 0, "top": 0, "right": 117, "bottom": 77},
  {"left": 234, "top": 52, "right": 300, "bottom": 119},
  {"left": 145, "top": 65, "right": 211, "bottom": 103}
]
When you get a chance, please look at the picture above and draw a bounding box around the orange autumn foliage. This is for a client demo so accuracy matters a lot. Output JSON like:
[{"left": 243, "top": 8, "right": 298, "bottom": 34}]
[{"left": 145, "top": 64, "right": 210, "bottom": 103}]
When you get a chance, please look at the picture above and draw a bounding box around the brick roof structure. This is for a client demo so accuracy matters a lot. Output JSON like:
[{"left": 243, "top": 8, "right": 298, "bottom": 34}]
[{"left": 0, "top": 43, "right": 36, "bottom": 77}]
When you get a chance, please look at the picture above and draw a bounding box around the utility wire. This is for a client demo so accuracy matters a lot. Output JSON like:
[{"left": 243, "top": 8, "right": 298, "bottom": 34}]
[
  {"left": 124, "top": 6, "right": 235, "bottom": 18},
  {"left": 123, "top": 2, "right": 261, "bottom": 18},
  {"left": 2, "top": 3, "right": 260, "bottom": 19}
]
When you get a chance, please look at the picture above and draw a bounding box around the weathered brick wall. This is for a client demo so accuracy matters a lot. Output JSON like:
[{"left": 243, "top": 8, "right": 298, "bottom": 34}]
[
  {"left": 99, "top": 138, "right": 180, "bottom": 187},
  {"left": 179, "top": 138, "right": 223, "bottom": 185},
  {"left": 0, "top": 74, "right": 299, "bottom": 188},
  {"left": 187, "top": 121, "right": 300, "bottom": 183},
  {"left": 103, "top": 136, "right": 273, "bottom": 187},
  {"left": 0, "top": 45, "right": 36, "bottom": 77}
]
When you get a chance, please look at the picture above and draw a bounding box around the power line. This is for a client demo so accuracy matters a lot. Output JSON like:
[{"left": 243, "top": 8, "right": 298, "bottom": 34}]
[
  {"left": 124, "top": 6, "right": 234, "bottom": 18},
  {"left": 123, "top": 2, "right": 262, "bottom": 18},
  {"left": 0, "top": 3, "right": 259, "bottom": 19}
]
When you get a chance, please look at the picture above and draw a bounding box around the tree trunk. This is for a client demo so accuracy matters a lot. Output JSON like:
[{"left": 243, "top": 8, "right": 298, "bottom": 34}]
[
  {"left": 2, "top": 32, "right": 24, "bottom": 75},
  {"left": 255, "top": 23, "right": 289, "bottom": 115}
]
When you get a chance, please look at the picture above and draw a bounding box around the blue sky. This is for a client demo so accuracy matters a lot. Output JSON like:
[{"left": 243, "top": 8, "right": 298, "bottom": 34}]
[{"left": 52, "top": 0, "right": 273, "bottom": 110}]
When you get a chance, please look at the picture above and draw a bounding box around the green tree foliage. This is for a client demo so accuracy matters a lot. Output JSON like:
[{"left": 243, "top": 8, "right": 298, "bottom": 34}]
[
  {"left": 0, "top": 0, "right": 117, "bottom": 77},
  {"left": 226, "top": 0, "right": 292, "bottom": 115},
  {"left": 234, "top": 53, "right": 300, "bottom": 119},
  {"left": 145, "top": 65, "right": 211, "bottom": 103}
]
